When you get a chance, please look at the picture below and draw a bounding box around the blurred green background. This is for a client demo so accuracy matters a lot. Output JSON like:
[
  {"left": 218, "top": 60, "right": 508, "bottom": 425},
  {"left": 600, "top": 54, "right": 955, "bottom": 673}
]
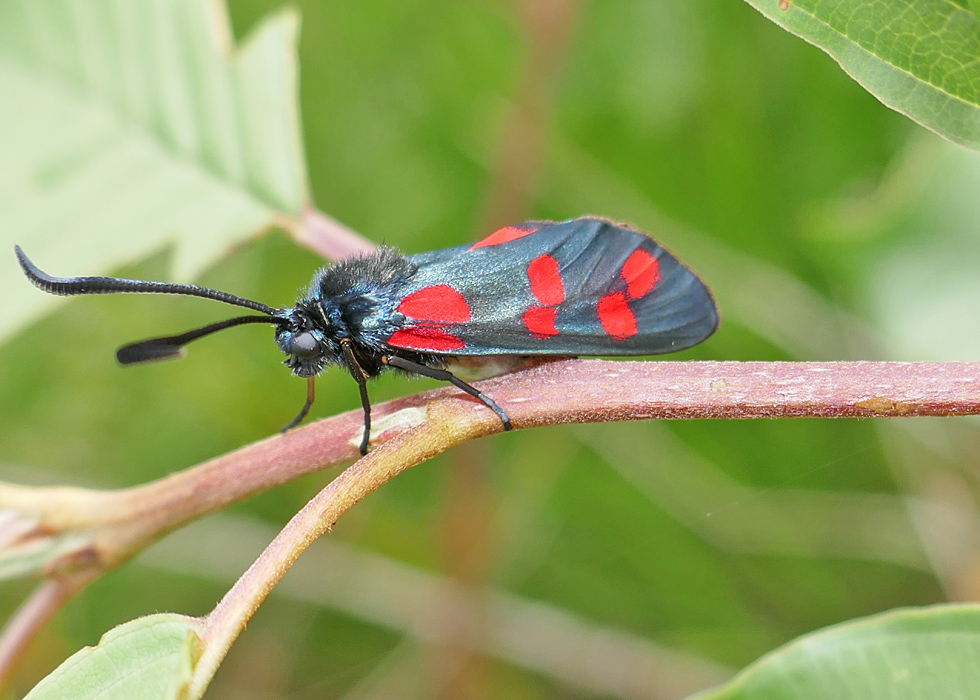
[{"left": 4, "top": 0, "right": 980, "bottom": 698}]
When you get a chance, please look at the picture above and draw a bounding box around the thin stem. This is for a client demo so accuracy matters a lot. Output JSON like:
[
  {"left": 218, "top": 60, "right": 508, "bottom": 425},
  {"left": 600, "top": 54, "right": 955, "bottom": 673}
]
[
  {"left": 297, "top": 207, "right": 377, "bottom": 260},
  {"left": 190, "top": 409, "right": 485, "bottom": 696},
  {"left": 0, "top": 571, "right": 97, "bottom": 691},
  {"left": 1, "top": 360, "right": 978, "bottom": 560},
  {"left": 3, "top": 360, "right": 980, "bottom": 690},
  {"left": 185, "top": 359, "right": 980, "bottom": 696}
]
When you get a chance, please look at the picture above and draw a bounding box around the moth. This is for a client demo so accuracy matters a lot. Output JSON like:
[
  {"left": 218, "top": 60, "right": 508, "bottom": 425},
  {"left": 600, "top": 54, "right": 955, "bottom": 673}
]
[{"left": 16, "top": 217, "right": 718, "bottom": 454}]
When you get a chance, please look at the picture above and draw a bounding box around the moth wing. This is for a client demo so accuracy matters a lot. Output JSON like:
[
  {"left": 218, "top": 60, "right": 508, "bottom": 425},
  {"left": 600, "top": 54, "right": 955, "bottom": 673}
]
[{"left": 387, "top": 217, "right": 718, "bottom": 356}]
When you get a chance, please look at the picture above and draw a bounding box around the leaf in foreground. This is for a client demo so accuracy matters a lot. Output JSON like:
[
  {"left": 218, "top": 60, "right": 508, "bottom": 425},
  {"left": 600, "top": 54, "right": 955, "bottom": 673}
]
[
  {"left": 744, "top": 0, "right": 980, "bottom": 151},
  {"left": 691, "top": 604, "right": 980, "bottom": 699},
  {"left": 0, "top": 0, "right": 307, "bottom": 344},
  {"left": 24, "top": 614, "right": 203, "bottom": 700}
]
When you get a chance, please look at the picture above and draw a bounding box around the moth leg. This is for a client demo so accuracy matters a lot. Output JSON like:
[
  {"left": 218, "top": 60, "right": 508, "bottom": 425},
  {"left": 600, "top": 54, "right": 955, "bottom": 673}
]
[
  {"left": 341, "top": 340, "right": 372, "bottom": 456},
  {"left": 383, "top": 355, "right": 513, "bottom": 431},
  {"left": 281, "top": 376, "right": 316, "bottom": 432}
]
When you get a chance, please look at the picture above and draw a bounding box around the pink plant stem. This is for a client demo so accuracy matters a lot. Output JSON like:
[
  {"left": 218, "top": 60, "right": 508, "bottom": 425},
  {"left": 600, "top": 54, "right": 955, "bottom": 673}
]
[
  {"left": 296, "top": 207, "right": 376, "bottom": 260},
  {"left": 0, "top": 572, "right": 96, "bottom": 691},
  {"left": 187, "top": 359, "right": 980, "bottom": 694},
  {"left": 494, "top": 360, "right": 980, "bottom": 423},
  {"left": 4, "top": 360, "right": 978, "bottom": 541},
  {"left": 191, "top": 412, "right": 482, "bottom": 695},
  {"left": 3, "top": 359, "right": 980, "bottom": 691},
  {"left": 109, "top": 359, "right": 980, "bottom": 541}
]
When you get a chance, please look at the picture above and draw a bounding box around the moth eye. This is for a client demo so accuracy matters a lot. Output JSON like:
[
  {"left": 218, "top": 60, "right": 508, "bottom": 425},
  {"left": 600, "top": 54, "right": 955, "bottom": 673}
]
[{"left": 289, "top": 332, "right": 319, "bottom": 358}]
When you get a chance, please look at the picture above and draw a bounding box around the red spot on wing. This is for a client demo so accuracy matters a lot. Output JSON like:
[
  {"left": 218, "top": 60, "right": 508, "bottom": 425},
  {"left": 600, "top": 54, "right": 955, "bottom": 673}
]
[
  {"left": 522, "top": 306, "right": 558, "bottom": 338},
  {"left": 388, "top": 328, "right": 466, "bottom": 352},
  {"left": 527, "top": 254, "right": 565, "bottom": 306},
  {"left": 470, "top": 225, "right": 536, "bottom": 249},
  {"left": 621, "top": 249, "right": 660, "bottom": 299},
  {"left": 597, "top": 292, "right": 637, "bottom": 340},
  {"left": 397, "top": 285, "right": 471, "bottom": 323}
]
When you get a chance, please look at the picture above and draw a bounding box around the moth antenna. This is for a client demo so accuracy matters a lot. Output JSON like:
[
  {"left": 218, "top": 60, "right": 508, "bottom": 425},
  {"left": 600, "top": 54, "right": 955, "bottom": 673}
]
[
  {"left": 14, "top": 245, "right": 279, "bottom": 316},
  {"left": 117, "top": 315, "right": 290, "bottom": 365}
]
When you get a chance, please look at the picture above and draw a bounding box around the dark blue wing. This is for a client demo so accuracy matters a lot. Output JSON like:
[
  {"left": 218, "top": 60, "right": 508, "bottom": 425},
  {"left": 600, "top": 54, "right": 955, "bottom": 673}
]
[{"left": 387, "top": 217, "right": 718, "bottom": 356}]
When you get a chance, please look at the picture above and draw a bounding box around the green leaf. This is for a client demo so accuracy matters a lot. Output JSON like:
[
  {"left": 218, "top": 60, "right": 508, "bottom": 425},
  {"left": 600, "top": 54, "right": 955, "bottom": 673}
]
[
  {"left": 0, "top": 0, "right": 307, "bottom": 343},
  {"left": 743, "top": 0, "right": 980, "bottom": 151},
  {"left": 24, "top": 614, "right": 203, "bottom": 700},
  {"left": 690, "top": 604, "right": 980, "bottom": 699}
]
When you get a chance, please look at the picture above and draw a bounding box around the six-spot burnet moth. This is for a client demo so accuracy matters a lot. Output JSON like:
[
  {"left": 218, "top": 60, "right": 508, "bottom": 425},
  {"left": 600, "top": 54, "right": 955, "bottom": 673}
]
[{"left": 15, "top": 216, "right": 719, "bottom": 455}]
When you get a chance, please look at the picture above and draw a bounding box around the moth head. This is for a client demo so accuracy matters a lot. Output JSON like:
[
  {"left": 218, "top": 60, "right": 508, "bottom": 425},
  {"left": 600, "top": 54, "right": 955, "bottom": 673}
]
[{"left": 274, "top": 306, "right": 331, "bottom": 378}]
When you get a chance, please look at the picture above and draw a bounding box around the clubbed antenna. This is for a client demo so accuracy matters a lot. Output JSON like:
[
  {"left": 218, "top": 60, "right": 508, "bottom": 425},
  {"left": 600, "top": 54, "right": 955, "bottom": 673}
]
[
  {"left": 14, "top": 245, "right": 280, "bottom": 316},
  {"left": 117, "top": 315, "right": 289, "bottom": 365}
]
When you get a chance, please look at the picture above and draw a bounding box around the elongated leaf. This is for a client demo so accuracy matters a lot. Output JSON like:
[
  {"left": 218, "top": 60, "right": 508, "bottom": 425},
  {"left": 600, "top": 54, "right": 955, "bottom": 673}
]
[
  {"left": 25, "top": 614, "right": 203, "bottom": 700},
  {"left": 691, "top": 604, "right": 980, "bottom": 699},
  {"left": 744, "top": 0, "right": 980, "bottom": 151},
  {"left": 0, "top": 0, "right": 307, "bottom": 343}
]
